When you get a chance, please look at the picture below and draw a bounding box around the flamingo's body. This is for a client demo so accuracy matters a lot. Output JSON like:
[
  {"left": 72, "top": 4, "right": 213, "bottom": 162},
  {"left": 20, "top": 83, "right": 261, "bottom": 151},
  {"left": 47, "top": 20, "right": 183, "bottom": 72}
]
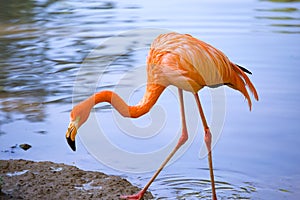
[
  {"left": 147, "top": 33, "right": 257, "bottom": 106},
  {"left": 66, "top": 32, "right": 258, "bottom": 200}
]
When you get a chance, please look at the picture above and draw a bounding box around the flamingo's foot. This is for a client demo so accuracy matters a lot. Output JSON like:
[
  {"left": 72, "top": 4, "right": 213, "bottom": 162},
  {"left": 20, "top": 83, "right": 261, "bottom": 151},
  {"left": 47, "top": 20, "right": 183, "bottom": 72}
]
[{"left": 120, "top": 190, "right": 145, "bottom": 200}]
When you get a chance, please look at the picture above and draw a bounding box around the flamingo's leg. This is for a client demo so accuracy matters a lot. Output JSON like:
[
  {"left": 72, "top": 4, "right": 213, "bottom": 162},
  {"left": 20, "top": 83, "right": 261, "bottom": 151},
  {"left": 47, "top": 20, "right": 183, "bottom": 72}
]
[
  {"left": 120, "top": 89, "right": 188, "bottom": 200},
  {"left": 194, "top": 92, "right": 217, "bottom": 200}
]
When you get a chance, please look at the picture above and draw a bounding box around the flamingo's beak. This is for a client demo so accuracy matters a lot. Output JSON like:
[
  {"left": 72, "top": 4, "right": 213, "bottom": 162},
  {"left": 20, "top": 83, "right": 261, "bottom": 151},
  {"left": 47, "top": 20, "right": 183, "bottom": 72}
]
[{"left": 66, "top": 122, "right": 77, "bottom": 151}]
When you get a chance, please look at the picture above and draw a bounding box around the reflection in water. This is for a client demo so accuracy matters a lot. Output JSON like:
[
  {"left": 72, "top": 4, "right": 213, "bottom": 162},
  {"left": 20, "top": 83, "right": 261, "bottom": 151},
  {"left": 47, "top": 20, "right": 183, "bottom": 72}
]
[
  {"left": 256, "top": 0, "right": 300, "bottom": 33},
  {"left": 0, "top": 0, "right": 121, "bottom": 125},
  {"left": 0, "top": 0, "right": 48, "bottom": 125}
]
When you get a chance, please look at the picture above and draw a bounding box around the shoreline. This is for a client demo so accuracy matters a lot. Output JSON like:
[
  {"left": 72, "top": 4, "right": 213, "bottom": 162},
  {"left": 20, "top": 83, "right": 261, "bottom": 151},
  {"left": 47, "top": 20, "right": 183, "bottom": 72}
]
[{"left": 0, "top": 159, "right": 153, "bottom": 199}]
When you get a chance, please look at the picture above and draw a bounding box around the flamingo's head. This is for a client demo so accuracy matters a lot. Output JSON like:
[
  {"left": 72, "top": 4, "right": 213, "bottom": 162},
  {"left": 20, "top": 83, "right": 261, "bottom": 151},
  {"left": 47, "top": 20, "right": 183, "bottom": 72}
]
[
  {"left": 66, "top": 117, "right": 79, "bottom": 151},
  {"left": 66, "top": 101, "right": 91, "bottom": 151}
]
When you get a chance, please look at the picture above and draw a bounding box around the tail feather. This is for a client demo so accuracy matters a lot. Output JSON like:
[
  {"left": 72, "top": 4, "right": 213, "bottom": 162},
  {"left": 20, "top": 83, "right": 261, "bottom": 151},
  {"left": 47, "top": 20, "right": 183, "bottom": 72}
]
[
  {"left": 231, "top": 64, "right": 259, "bottom": 110},
  {"left": 236, "top": 64, "right": 252, "bottom": 75}
]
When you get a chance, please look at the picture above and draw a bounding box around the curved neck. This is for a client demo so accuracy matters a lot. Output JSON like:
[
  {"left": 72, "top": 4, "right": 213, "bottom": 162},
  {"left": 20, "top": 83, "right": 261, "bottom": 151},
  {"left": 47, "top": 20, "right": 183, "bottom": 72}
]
[{"left": 93, "top": 84, "right": 165, "bottom": 118}]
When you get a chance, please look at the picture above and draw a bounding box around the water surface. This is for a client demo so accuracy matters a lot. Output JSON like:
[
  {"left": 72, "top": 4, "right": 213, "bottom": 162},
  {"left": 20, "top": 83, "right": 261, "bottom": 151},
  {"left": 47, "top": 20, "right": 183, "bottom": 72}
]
[{"left": 1, "top": 0, "right": 300, "bottom": 199}]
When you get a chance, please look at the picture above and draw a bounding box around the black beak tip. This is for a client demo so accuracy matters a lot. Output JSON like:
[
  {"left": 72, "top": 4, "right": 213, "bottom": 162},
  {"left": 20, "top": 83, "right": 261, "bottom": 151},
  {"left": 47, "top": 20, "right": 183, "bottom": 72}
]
[{"left": 66, "top": 137, "right": 76, "bottom": 151}]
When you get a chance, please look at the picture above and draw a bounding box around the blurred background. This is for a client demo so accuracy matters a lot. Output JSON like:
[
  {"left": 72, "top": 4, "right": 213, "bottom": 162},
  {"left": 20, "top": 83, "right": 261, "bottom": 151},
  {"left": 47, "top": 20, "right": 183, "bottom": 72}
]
[{"left": 1, "top": 0, "right": 300, "bottom": 199}]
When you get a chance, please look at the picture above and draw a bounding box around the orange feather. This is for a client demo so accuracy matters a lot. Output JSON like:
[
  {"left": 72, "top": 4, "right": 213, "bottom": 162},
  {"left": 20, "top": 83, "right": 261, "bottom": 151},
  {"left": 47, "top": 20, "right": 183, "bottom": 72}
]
[
  {"left": 147, "top": 32, "right": 258, "bottom": 108},
  {"left": 69, "top": 32, "right": 259, "bottom": 136},
  {"left": 66, "top": 32, "right": 259, "bottom": 200}
]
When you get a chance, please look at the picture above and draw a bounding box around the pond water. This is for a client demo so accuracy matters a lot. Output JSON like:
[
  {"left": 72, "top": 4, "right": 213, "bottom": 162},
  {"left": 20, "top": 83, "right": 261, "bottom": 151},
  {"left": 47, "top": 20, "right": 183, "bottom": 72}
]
[{"left": 1, "top": 0, "right": 300, "bottom": 199}]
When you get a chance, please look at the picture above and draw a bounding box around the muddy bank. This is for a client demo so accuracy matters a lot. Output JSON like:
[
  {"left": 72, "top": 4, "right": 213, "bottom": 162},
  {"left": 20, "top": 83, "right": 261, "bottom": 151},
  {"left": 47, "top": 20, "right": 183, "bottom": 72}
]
[{"left": 0, "top": 159, "right": 153, "bottom": 200}]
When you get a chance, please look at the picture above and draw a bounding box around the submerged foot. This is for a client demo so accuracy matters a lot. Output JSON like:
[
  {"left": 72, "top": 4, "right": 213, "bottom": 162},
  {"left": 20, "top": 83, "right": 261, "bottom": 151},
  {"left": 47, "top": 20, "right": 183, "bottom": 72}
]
[{"left": 120, "top": 190, "right": 145, "bottom": 200}]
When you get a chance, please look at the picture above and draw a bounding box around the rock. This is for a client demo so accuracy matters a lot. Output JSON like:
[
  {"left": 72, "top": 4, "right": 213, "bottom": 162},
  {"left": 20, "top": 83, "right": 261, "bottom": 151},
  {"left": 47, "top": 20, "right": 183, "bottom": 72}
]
[
  {"left": 19, "top": 144, "right": 32, "bottom": 151},
  {"left": 0, "top": 159, "right": 153, "bottom": 199}
]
